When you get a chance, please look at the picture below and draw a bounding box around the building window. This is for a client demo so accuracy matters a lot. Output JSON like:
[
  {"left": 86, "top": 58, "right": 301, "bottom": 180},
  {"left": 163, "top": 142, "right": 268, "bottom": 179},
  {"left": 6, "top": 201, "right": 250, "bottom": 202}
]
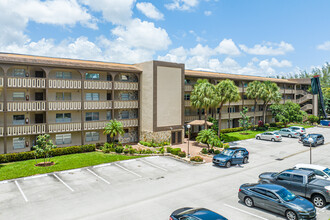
[
  {"left": 107, "top": 93, "right": 112, "bottom": 100},
  {"left": 259, "top": 106, "right": 263, "bottom": 111},
  {"left": 243, "top": 95, "right": 247, "bottom": 100},
  {"left": 197, "top": 109, "right": 205, "bottom": 115},
  {"left": 56, "top": 113, "right": 71, "bottom": 123},
  {"left": 85, "top": 132, "right": 99, "bottom": 142},
  {"left": 56, "top": 71, "right": 72, "bottom": 79},
  {"left": 184, "top": 94, "right": 190, "bottom": 100},
  {"left": 85, "top": 73, "right": 100, "bottom": 80},
  {"left": 121, "top": 93, "right": 129, "bottom": 101},
  {"left": 107, "top": 111, "right": 112, "bottom": 120},
  {"left": 107, "top": 75, "right": 112, "bottom": 81},
  {"left": 56, "top": 133, "right": 71, "bottom": 145},
  {"left": 13, "top": 115, "right": 25, "bottom": 125},
  {"left": 86, "top": 93, "right": 99, "bottom": 101},
  {"left": 13, "top": 137, "right": 25, "bottom": 149},
  {"left": 227, "top": 107, "right": 236, "bottom": 113},
  {"left": 13, "top": 92, "right": 25, "bottom": 101},
  {"left": 56, "top": 92, "right": 71, "bottom": 101},
  {"left": 243, "top": 82, "right": 248, "bottom": 88},
  {"left": 184, "top": 108, "right": 191, "bottom": 116},
  {"left": 13, "top": 69, "right": 26, "bottom": 77},
  {"left": 251, "top": 106, "right": 255, "bottom": 112},
  {"left": 85, "top": 112, "right": 99, "bottom": 121},
  {"left": 121, "top": 75, "right": 129, "bottom": 81},
  {"left": 121, "top": 111, "right": 129, "bottom": 119}
]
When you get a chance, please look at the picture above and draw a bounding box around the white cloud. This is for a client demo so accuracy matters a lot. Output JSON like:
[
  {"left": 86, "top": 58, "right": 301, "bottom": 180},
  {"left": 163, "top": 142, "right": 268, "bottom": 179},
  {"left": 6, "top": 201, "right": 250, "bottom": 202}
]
[
  {"left": 215, "top": 39, "right": 241, "bottom": 55},
  {"left": 239, "top": 41, "right": 294, "bottom": 55},
  {"left": 165, "top": 0, "right": 199, "bottom": 11},
  {"left": 136, "top": 2, "right": 164, "bottom": 20},
  {"left": 204, "top": 11, "right": 212, "bottom": 16},
  {"left": 317, "top": 41, "right": 330, "bottom": 51},
  {"left": 189, "top": 44, "right": 214, "bottom": 57}
]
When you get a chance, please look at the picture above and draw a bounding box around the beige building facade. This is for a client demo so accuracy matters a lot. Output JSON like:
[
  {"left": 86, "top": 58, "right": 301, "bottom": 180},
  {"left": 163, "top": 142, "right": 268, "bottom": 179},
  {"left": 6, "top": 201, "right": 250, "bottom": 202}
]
[{"left": 0, "top": 53, "right": 316, "bottom": 154}]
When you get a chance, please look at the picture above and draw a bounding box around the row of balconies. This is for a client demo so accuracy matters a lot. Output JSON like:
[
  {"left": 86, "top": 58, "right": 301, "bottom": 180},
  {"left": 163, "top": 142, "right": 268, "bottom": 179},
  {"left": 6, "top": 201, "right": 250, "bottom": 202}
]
[
  {"left": 0, "top": 100, "right": 139, "bottom": 112},
  {"left": 184, "top": 111, "right": 267, "bottom": 122},
  {"left": 0, "top": 119, "right": 138, "bottom": 136},
  {"left": 2, "top": 77, "right": 138, "bottom": 90}
]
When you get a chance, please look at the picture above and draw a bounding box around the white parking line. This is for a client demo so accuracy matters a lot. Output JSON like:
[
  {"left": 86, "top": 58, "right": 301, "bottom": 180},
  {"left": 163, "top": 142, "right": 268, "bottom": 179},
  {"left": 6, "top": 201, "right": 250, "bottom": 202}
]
[
  {"left": 320, "top": 204, "right": 330, "bottom": 212},
  {"left": 87, "top": 169, "right": 111, "bottom": 185},
  {"left": 139, "top": 159, "right": 168, "bottom": 171},
  {"left": 0, "top": 180, "right": 8, "bottom": 184},
  {"left": 23, "top": 174, "right": 48, "bottom": 180},
  {"left": 93, "top": 163, "right": 112, "bottom": 168},
  {"left": 224, "top": 204, "right": 269, "bottom": 220},
  {"left": 114, "top": 163, "right": 142, "bottom": 178},
  {"left": 15, "top": 181, "right": 28, "bottom": 202},
  {"left": 53, "top": 174, "right": 74, "bottom": 192},
  {"left": 60, "top": 168, "right": 81, "bottom": 174},
  {"left": 120, "top": 159, "right": 136, "bottom": 163}
]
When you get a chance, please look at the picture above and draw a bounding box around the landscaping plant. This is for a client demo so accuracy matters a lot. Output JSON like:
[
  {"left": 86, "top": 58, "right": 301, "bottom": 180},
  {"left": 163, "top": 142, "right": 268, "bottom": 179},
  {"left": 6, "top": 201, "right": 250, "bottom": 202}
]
[
  {"left": 33, "top": 134, "right": 57, "bottom": 166},
  {"left": 103, "top": 120, "right": 124, "bottom": 146},
  {"left": 239, "top": 107, "right": 252, "bottom": 131}
]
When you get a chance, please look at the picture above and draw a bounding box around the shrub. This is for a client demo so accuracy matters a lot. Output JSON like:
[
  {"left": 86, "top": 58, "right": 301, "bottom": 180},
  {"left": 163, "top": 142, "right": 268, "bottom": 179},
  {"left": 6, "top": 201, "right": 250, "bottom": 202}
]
[
  {"left": 129, "top": 148, "right": 136, "bottom": 154},
  {"left": 170, "top": 148, "right": 181, "bottom": 155},
  {"left": 258, "top": 120, "right": 264, "bottom": 127},
  {"left": 307, "top": 115, "right": 319, "bottom": 125},
  {"left": 269, "top": 122, "right": 277, "bottom": 127},
  {"left": 214, "top": 150, "right": 221, "bottom": 154},
  {"left": 159, "top": 147, "right": 165, "bottom": 154},
  {"left": 115, "top": 146, "right": 124, "bottom": 153},
  {"left": 220, "top": 127, "right": 244, "bottom": 134},
  {"left": 223, "top": 143, "right": 230, "bottom": 149},
  {"left": 166, "top": 147, "right": 173, "bottom": 153},
  {"left": 201, "top": 148, "right": 208, "bottom": 154},
  {"left": 178, "top": 151, "right": 186, "bottom": 158},
  {"left": 123, "top": 148, "right": 129, "bottom": 154},
  {"left": 145, "top": 149, "right": 153, "bottom": 154},
  {"left": 190, "top": 156, "right": 203, "bottom": 162},
  {"left": 208, "top": 148, "right": 214, "bottom": 154}
]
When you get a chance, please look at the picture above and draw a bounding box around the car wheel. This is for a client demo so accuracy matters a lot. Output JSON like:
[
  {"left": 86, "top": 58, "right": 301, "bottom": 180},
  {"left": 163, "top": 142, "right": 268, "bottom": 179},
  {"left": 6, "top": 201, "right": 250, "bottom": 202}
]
[
  {"left": 312, "top": 194, "right": 326, "bottom": 208},
  {"left": 321, "top": 140, "right": 324, "bottom": 145},
  {"left": 271, "top": 138, "right": 275, "bottom": 142},
  {"left": 288, "top": 134, "right": 292, "bottom": 138},
  {"left": 256, "top": 136, "right": 260, "bottom": 140},
  {"left": 244, "top": 197, "right": 254, "bottom": 207},
  {"left": 285, "top": 210, "right": 297, "bottom": 220},
  {"left": 243, "top": 157, "right": 248, "bottom": 164},
  {"left": 225, "top": 161, "right": 231, "bottom": 168}
]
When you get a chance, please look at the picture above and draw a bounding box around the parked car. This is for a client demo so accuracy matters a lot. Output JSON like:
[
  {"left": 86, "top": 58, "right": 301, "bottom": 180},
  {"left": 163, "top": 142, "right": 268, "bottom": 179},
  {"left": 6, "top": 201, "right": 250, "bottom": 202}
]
[
  {"left": 258, "top": 169, "right": 330, "bottom": 207},
  {"left": 294, "top": 164, "right": 330, "bottom": 180},
  {"left": 302, "top": 134, "right": 324, "bottom": 147},
  {"left": 170, "top": 207, "right": 227, "bottom": 220},
  {"left": 239, "top": 183, "right": 316, "bottom": 220},
  {"left": 255, "top": 132, "right": 282, "bottom": 142},
  {"left": 276, "top": 128, "right": 300, "bottom": 138},
  {"left": 212, "top": 147, "right": 249, "bottom": 168},
  {"left": 289, "top": 126, "right": 306, "bottom": 135}
]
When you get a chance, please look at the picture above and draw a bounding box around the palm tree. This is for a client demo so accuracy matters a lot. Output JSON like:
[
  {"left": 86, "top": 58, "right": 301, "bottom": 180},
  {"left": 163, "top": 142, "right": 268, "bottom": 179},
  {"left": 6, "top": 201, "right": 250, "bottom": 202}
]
[
  {"left": 214, "top": 79, "right": 240, "bottom": 136},
  {"left": 103, "top": 120, "right": 125, "bottom": 145},
  {"left": 246, "top": 81, "right": 264, "bottom": 125},
  {"left": 190, "top": 79, "right": 216, "bottom": 129},
  {"left": 260, "top": 81, "right": 282, "bottom": 123}
]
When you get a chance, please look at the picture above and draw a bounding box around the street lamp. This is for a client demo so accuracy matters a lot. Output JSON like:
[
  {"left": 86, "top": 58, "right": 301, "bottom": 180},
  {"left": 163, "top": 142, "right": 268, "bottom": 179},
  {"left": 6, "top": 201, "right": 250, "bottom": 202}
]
[
  {"left": 308, "top": 137, "right": 313, "bottom": 164},
  {"left": 187, "top": 124, "right": 191, "bottom": 158}
]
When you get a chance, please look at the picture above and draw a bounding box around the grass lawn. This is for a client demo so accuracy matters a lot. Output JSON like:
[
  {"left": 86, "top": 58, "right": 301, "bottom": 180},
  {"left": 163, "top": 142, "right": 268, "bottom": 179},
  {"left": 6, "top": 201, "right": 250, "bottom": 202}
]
[
  {"left": 0, "top": 152, "right": 145, "bottom": 181},
  {"left": 288, "top": 124, "right": 314, "bottom": 128}
]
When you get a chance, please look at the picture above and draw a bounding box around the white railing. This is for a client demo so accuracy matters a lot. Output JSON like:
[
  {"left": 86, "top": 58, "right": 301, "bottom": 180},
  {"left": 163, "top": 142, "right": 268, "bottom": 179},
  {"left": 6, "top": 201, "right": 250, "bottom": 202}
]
[
  {"left": 296, "top": 89, "right": 309, "bottom": 96},
  {"left": 84, "top": 121, "right": 108, "bottom": 130},
  {"left": 7, "top": 101, "right": 46, "bottom": 112},
  {"left": 113, "top": 100, "right": 138, "bottom": 109},
  {"left": 0, "top": 102, "right": 3, "bottom": 111},
  {"left": 0, "top": 77, "right": 3, "bottom": 87},
  {"left": 119, "top": 119, "right": 138, "bottom": 127},
  {"left": 48, "top": 101, "right": 82, "bottom": 111},
  {"left": 280, "top": 88, "right": 285, "bottom": 93},
  {"left": 301, "top": 104, "right": 313, "bottom": 111},
  {"left": 7, "top": 77, "right": 46, "bottom": 88},
  {"left": 0, "top": 127, "right": 3, "bottom": 136},
  {"left": 48, "top": 122, "right": 81, "bottom": 133},
  {"left": 285, "top": 88, "right": 295, "bottom": 94},
  {"left": 114, "top": 82, "right": 138, "bottom": 90},
  {"left": 7, "top": 124, "right": 46, "bottom": 136},
  {"left": 184, "top": 85, "right": 193, "bottom": 91},
  {"left": 184, "top": 115, "right": 201, "bottom": 122},
  {"left": 243, "top": 100, "right": 255, "bottom": 105},
  {"left": 49, "top": 79, "right": 81, "bottom": 89},
  {"left": 84, "top": 101, "right": 112, "bottom": 110},
  {"left": 184, "top": 100, "right": 191, "bottom": 106},
  {"left": 84, "top": 80, "right": 112, "bottom": 90},
  {"left": 297, "top": 94, "right": 313, "bottom": 104}
]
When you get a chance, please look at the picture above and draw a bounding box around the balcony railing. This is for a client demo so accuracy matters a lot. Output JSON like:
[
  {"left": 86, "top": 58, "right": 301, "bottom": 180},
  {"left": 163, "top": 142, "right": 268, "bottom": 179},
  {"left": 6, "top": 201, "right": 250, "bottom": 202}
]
[
  {"left": 119, "top": 119, "right": 138, "bottom": 127},
  {"left": 7, "top": 124, "right": 46, "bottom": 136},
  {"left": 84, "top": 121, "right": 108, "bottom": 130},
  {"left": 0, "top": 102, "right": 3, "bottom": 111},
  {"left": 84, "top": 80, "right": 112, "bottom": 90},
  {"left": 7, "top": 77, "right": 46, "bottom": 88},
  {"left": 184, "top": 100, "right": 191, "bottom": 106},
  {"left": 285, "top": 88, "right": 295, "bottom": 94},
  {"left": 49, "top": 79, "right": 81, "bottom": 89},
  {"left": 0, "top": 127, "right": 3, "bottom": 136},
  {"left": 113, "top": 100, "right": 138, "bottom": 109},
  {"left": 84, "top": 101, "right": 112, "bottom": 110},
  {"left": 7, "top": 101, "right": 46, "bottom": 112},
  {"left": 0, "top": 77, "right": 3, "bottom": 87},
  {"left": 297, "top": 94, "right": 313, "bottom": 104},
  {"left": 184, "top": 85, "right": 194, "bottom": 92},
  {"left": 48, "top": 122, "right": 81, "bottom": 133},
  {"left": 48, "top": 101, "right": 81, "bottom": 111},
  {"left": 296, "top": 89, "right": 309, "bottom": 96},
  {"left": 114, "top": 81, "right": 138, "bottom": 90},
  {"left": 301, "top": 104, "right": 313, "bottom": 111}
]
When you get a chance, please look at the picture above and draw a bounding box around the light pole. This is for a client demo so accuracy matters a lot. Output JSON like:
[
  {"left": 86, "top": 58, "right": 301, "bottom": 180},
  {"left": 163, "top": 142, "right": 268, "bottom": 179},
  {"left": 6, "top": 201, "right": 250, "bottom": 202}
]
[
  {"left": 187, "top": 124, "right": 191, "bottom": 158},
  {"left": 308, "top": 137, "right": 313, "bottom": 164}
]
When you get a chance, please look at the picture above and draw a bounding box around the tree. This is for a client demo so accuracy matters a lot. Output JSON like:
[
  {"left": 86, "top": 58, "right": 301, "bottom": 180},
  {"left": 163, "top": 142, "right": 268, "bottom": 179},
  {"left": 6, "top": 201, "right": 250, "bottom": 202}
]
[
  {"left": 269, "top": 101, "right": 306, "bottom": 126},
  {"left": 190, "top": 79, "right": 217, "bottom": 129},
  {"left": 307, "top": 115, "right": 319, "bottom": 125},
  {"left": 196, "top": 129, "right": 220, "bottom": 149},
  {"left": 33, "top": 134, "right": 56, "bottom": 165},
  {"left": 260, "top": 81, "right": 282, "bottom": 123},
  {"left": 246, "top": 81, "right": 264, "bottom": 125},
  {"left": 239, "top": 107, "right": 252, "bottom": 131},
  {"left": 104, "top": 120, "right": 124, "bottom": 145},
  {"left": 214, "top": 79, "right": 240, "bottom": 136}
]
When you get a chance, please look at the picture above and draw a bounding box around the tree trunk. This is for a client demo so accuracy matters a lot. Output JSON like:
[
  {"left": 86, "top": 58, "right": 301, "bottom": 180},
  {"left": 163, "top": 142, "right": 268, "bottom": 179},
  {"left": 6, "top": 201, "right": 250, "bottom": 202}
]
[
  {"left": 263, "top": 102, "right": 268, "bottom": 123},
  {"left": 253, "top": 99, "right": 257, "bottom": 126},
  {"left": 217, "top": 103, "right": 223, "bottom": 137},
  {"left": 228, "top": 102, "right": 231, "bottom": 128},
  {"left": 204, "top": 109, "right": 208, "bottom": 130}
]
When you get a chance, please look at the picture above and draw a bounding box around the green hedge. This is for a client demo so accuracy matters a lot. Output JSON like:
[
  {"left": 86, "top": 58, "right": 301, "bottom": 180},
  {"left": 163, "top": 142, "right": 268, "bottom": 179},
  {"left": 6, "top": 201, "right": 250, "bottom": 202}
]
[
  {"left": 170, "top": 148, "right": 182, "bottom": 155},
  {"left": 0, "top": 144, "right": 96, "bottom": 164},
  {"left": 220, "top": 127, "right": 244, "bottom": 133}
]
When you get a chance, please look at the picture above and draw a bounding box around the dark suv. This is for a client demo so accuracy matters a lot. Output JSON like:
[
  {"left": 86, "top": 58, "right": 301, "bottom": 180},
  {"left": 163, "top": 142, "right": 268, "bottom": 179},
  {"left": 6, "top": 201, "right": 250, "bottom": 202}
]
[
  {"left": 213, "top": 147, "right": 249, "bottom": 168},
  {"left": 302, "top": 134, "right": 324, "bottom": 147}
]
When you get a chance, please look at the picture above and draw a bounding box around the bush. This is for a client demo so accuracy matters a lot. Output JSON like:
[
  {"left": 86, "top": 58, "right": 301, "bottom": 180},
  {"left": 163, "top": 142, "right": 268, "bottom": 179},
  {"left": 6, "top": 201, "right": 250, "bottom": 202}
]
[
  {"left": 208, "top": 148, "right": 214, "bottom": 154},
  {"left": 178, "top": 151, "right": 186, "bottom": 158},
  {"left": 170, "top": 148, "right": 181, "bottom": 155},
  {"left": 115, "top": 146, "right": 124, "bottom": 153},
  {"left": 269, "top": 122, "right": 277, "bottom": 127},
  {"left": 307, "top": 115, "right": 319, "bottom": 124},
  {"left": 190, "top": 156, "right": 203, "bottom": 162},
  {"left": 201, "top": 148, "right": 208, "bottom": 154},
  {"left": 166, "top": 147, "right": 173, "bottom": 153},
  {"left": 159, "top": 147, "right": 165, "bottom": 154},
  {"left": 223, "top": 143, "right": 230, "bottom": 149},
  {"left": 275, "top": 122, "right": 284, "bottom": 127},
  {"left": 220, "top": 127, "right": 244, "bottom": 134},
  {"left": 123, "top": 148, "right": 129, "bottom": 154},
  {"left": 214, "top": 150, "right": 221, "bottom": 154}
]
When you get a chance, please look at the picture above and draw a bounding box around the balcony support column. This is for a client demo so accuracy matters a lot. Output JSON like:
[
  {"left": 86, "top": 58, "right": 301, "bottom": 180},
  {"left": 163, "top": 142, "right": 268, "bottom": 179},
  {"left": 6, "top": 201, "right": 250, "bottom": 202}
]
[
  {"left": 80, "top": 70, "right": 85, "bottom": 145},
  {"left": 3, "top": 67, "right": 8, "bottom": 154}
]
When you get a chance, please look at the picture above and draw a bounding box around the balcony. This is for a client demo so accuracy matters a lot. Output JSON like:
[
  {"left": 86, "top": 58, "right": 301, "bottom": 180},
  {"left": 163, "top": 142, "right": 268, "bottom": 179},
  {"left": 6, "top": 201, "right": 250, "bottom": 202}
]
[
  {"left": 7, "top": 124, "right": 46, "bottom": 136},
  {"left": 296, "top": 89, "right": 308, "bottom": 96},
  {"left": 84, "top": 101, "right": 112, "bottom": 110},
  {"left": 114, "top": 81, "right": 138, "bottom": 90},
  {"left": 84, "top": 80, "right": 112, "bottom": 90},
  {"left": 285, "top": 88, "right": 295, "bottom": 94},
  {"left": 280, "top": 88, "right": 285, "bottom": 93},
  {"left": 184, "top": 85, "right": 194, "bottom": 92},
  {"left": 243, "top": 100, "right": 256, "bottom": 105},
  {"left": 0, "top": 127, "right": 3, "bottom": 136},
  {"left": 48, "top": 122, "right": 81, "bottom": 133},
  {"left": 185, "top": 100, "right": 191, "bottom": 106},
  {"left": 7, "top": 77, "right": 46, "bottom": 88},
  {"left": 7, "top": 101, "right": 46, "bottom": 112},
  {"left": 84, "top": 121, "right": 108, "bottom": 130},
  {"left": 49, "top": 79, "right": 81, "bottom": 89},
  {"left": 113, "top": 100, "right": 138, "bottom": 109},
  {"left": 119, "top": 119, "right": 138, "bottom": 127},
  {"left": 48, "top": 101, "right": 82, "bottom": 111},
  {"left": 0, "top": 102, "right": 3, "bottom": 111}
]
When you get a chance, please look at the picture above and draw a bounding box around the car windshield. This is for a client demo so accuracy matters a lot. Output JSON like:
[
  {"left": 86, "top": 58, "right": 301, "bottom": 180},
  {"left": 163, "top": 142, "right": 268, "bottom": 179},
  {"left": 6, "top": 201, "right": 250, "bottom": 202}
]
[
  {"left": 222, "top": 150, "right": 234, "bottom": 156},
  {"left": 308, "top": 174, "right": 317, "bottom": 182},
  {"left": 276, "top": 188, "right": 296, "bottom": 202},
  {"left": 306, "top": 134, "right": 318, "bottom": 139},
  {"left": 323, "top": 168, "right": 330, "bottom": 176},
  {"left": 273, "top": 132, "right": 280, "bottom": 135}
]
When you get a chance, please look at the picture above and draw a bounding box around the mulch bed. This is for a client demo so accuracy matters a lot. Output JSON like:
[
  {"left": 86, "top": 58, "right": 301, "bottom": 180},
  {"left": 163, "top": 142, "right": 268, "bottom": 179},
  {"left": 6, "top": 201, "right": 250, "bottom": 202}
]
[{"left": 35, "top": 162, "right": 55, "bottom": 167}]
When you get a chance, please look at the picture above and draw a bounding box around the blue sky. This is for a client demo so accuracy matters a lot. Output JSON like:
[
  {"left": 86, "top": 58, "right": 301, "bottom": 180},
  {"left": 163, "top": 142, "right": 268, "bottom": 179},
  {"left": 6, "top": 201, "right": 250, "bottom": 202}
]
[{"left": 1, "top": 0, "right": 330, "bottom": 77}]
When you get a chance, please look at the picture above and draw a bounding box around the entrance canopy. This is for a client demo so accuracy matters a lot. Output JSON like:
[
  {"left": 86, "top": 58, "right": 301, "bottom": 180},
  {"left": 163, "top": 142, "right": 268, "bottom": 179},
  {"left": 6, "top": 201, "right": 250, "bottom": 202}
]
[{"left": 187, "top": 120, "right": 213, "bottom": 126}]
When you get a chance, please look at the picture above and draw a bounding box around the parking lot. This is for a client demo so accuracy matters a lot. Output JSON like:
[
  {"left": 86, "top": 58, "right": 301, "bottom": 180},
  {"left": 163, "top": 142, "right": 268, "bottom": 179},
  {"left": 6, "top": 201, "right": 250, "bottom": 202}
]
[{"left": 0, "top": 126, "right": 329, "bottom": 220}]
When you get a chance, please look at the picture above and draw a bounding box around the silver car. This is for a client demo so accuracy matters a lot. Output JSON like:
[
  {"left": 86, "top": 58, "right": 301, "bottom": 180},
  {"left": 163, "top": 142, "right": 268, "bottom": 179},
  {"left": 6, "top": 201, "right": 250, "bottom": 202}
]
[
  {"left": 289, "top": 126, "right": 306, "bottom": 135},
  {"left": 256, "top": 132, "right": 282, "bottom": 142},
  {"left": 276, "top": 128, "right": 300, "bottom": 138}
]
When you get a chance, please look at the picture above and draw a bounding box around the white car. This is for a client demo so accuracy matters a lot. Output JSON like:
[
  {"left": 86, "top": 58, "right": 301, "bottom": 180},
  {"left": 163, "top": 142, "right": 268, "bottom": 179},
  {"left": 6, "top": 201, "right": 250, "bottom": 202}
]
[
  {"left": 255, "top": 132, "right": 282, "bottom": 142},
  {"left": 289, "top": 126, "right": 306, "bottom": 135},
  {"left": 294, "top": 164, "right": 330, "bottom": 179}
]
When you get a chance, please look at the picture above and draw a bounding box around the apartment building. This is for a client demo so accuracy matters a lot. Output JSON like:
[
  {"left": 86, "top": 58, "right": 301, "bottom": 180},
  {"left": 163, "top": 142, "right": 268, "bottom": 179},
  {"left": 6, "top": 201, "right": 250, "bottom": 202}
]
[{"left": 0, "top": 53, "right": 316, "bottom": 154}]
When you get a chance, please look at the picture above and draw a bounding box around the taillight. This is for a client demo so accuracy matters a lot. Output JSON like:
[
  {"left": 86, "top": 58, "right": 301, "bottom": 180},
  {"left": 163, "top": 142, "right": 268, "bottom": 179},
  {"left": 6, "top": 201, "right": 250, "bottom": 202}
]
[
  {"left": 295, "top": 133, "right": 298, "bottom": 135},
  {"left": 276, "top": 136, "right": 279, "bottom": 138},
  {"left": 301, "top": 130, "right": 303, "bottom": 132},
  {"left": 239, "top": 188, "right": 241, "bottom": 192},
  {"left": 169, "top": 217, "right": 173, "bottom": 220}
]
